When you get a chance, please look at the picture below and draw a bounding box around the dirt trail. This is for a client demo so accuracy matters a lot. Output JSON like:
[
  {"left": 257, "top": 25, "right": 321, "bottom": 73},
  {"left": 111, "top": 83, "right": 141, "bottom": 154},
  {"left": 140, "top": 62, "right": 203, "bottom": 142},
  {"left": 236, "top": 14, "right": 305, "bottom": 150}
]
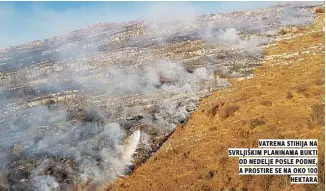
[{"left": 105, "top": 10, "right": 325, "bottom": 191}]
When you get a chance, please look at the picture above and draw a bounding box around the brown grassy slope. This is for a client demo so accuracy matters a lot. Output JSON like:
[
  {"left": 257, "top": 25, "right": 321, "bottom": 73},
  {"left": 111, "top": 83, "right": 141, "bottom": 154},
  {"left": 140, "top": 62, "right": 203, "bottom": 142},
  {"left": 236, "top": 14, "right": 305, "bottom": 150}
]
[{"left": 111, "top": 11, "right": 325, "bottom": 191}]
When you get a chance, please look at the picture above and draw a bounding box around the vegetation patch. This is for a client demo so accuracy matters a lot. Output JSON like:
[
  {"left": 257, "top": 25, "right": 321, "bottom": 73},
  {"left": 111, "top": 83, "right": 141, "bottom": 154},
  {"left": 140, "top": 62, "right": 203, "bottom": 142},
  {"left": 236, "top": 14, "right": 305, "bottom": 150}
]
[{"left": 309, "top": 103, "right": 325, "bottom": 127}]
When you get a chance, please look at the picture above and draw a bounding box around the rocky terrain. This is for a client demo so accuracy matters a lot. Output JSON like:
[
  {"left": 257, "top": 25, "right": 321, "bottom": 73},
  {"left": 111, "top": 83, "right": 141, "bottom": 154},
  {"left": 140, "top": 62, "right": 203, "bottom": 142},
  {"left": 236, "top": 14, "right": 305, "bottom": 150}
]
[{"left": 0, "top": 2, "right": 323, "bottom": 191}]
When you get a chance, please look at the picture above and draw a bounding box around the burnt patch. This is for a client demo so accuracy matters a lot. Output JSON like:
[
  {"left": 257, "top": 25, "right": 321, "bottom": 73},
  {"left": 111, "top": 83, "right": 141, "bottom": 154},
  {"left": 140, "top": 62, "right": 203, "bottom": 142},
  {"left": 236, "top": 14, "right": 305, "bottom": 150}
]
[{"left": 66, "top": 107, "right": 106, "bottom": 126}]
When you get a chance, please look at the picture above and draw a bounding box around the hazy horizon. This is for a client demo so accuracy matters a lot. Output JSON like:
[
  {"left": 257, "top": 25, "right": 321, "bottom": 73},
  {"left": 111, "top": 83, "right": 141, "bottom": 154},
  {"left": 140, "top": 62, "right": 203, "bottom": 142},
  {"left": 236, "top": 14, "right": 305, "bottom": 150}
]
[{"left": 0, "top": 1, "right": 280, "bottom": 49}]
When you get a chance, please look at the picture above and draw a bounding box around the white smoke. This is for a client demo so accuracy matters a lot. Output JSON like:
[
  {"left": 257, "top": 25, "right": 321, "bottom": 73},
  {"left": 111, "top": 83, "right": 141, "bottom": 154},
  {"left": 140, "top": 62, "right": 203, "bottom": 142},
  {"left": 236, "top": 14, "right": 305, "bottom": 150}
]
[
  {"left": 33, "top": 176, "right": 60, "bottom": 191},
  {"left": 123, "top": 130, "right": 141, "bottom": 165}
]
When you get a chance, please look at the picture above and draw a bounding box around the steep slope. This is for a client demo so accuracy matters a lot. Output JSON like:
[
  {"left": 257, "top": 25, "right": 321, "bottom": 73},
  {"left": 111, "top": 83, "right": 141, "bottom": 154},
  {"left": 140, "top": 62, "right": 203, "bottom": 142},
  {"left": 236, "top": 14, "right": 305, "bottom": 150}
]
[
  {"left": 0, "top": 4, "right": 323, "bottom": 191},
  {"left": 110, "top": 8, "right": 325, "bottom": 191}
]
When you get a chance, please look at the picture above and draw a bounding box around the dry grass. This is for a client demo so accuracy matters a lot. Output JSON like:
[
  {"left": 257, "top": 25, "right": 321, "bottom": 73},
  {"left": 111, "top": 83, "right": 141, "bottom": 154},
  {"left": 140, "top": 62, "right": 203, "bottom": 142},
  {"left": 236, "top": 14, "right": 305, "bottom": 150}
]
[
  {"left": 248, "top": 116, "right": 266, "bottom": 129},
  {"left": 260, "top": 100, "right": 272, "bottom": 106},
  {"left": 279, "top": 28, "right": 288, "bottom": 35},
  {"left": 295, "top": 84, "right": 308, "bottom": 94},
  {"left": 286, "top": 92, "right": 294, "bottom": 99},
  {"left": 205, "top": 101, "right": 239, "bottom": 120},
  {"left": 218, "top": 105, "right": 239, "bottom": 120},
  {"left": 309, "top": 103, "right": 325, "bottom": 126},
  {"left": 107, "top": 10, "right": 325, "bottom": 191},
  {"left": 206, "top": 100, "right": 225, "bottom": 117},
  {"left": 315, "top": 7, "right": 325, "bottom": 13}
]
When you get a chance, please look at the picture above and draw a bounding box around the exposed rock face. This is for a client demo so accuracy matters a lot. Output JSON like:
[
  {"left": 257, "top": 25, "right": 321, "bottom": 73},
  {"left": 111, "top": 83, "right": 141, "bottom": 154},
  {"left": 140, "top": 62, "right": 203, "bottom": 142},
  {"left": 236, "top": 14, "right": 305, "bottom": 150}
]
[{"left": 0, "top": 3, "right": 321, "bottom": 190}]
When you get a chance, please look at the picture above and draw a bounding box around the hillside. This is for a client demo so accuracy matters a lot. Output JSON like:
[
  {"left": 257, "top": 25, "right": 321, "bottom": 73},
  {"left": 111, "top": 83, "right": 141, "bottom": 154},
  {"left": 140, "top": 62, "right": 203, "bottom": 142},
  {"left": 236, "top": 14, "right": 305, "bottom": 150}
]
[
  {"left": 0, "top": 3, "right": 324, "bottom": 191},
  {"left": 110, "top": 7, "right": 325, "bottom": 191}
]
